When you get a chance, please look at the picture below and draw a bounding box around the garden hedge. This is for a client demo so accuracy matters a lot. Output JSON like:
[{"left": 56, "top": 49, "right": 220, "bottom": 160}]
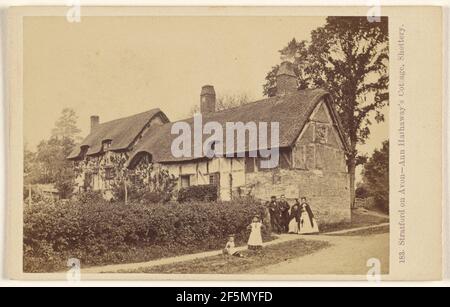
[
  {"left": 23, "top": 196, "right": 269, "bottom": 272},
  {"left": 177, "top": 184, "right": 218, "bottom": 202}
]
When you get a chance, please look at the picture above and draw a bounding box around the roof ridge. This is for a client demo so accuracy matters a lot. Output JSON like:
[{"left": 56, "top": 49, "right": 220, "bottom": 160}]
[
  {"left": 95, "top": 108, "right": 162, "bottom": 127},
  {"left": 171, "top": 90, "right": 324, "bottom": 123}
]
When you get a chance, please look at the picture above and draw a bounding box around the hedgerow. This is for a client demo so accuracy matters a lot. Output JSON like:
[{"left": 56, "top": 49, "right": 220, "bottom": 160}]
[
  {"left": 23, "top": 197, "right": 269, "bottom": 272},
  {"left": 177, "top": 184, "right": 218, "bottom": 202}
]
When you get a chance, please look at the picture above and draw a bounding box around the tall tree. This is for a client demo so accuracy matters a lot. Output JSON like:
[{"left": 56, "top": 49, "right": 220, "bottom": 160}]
[
  {"left": 51, "top": 108, "right": 82, "bottom": 142},
  {"left": 264, "top": 17, "right": 389, "bottom": 206},
  {"left": 361, "top": 140, "right": 389, "bottom": 212},
  {"left": 34, "top": 108, "right": 81, "bottom": 198}
]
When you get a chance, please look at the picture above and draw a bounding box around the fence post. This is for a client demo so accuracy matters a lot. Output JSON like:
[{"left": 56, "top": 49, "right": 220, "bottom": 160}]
[{"left": 124, "top": 179, "right": 128, "bottom": 205}]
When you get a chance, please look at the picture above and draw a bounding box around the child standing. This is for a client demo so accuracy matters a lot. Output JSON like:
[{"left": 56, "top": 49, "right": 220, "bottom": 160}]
[{"left": 247, "top": 215, "right": 264, "bottom": 250}]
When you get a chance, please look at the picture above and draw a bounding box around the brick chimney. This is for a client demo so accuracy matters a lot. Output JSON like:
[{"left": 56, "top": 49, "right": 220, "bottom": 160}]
[
  {"left": 90, "top": 115, "right": 99, "bottom": 133},
  {"left": 200, "top": 85, "right": 216, "bottom": 115},
  {"left": 276, "top": 61, "right": 298, "bottom": 96}
]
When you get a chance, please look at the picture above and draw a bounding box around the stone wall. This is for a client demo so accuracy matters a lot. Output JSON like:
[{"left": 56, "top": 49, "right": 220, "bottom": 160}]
[{"left": 245, "top": 169, "right": 351, "bottom": 225}]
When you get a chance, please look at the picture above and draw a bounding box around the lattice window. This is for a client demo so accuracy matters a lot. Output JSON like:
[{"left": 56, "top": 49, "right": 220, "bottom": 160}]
[{"left": 315, "top": 124, "right": 329, "bottom": 144}]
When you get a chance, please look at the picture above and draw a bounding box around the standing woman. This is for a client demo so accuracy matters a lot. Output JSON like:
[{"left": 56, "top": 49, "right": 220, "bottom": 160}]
[
  {"left": 288, "top": 199, "right": 301, "bottom": 234},
  {"left": 248, "top": 215, "right": 264, "bottom": 250},
  {"left": 298, "top": 197, "right": 319, "bottom": 234}
]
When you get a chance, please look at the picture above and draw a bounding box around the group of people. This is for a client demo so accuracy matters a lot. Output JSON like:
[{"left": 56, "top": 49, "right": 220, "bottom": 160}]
[
  {"left": 222, "top": 195, "right": 319, "bottom": 257},
  {"left": 268, "top": 195, "right": 319, "bottom": 235}
]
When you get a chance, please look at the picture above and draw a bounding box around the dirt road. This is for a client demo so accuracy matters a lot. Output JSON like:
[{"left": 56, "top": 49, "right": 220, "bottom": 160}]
[{"left": 249, "top": 232, "right": 389, "bottom": 275}]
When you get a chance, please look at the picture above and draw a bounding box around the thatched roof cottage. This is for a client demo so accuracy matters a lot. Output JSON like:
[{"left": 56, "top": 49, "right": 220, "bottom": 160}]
[{"left": 68, "top": 62, "right": 351, "bottom": 225}]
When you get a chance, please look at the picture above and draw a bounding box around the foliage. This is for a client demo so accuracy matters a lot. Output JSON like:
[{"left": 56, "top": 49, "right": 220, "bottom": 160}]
[
  {"left": 24, "top": 145, "right": 40, "bottom": 186},
  {"left": 264, "top": 17, "right": 389, "bottom": 204},
  {"left": 74, "top": 190, "right": 105, "bottom": 204},
  {"left": 361, "top": 140, "right": 389, "bottom": 212},
  {"left": 189, "top": 93, "right": 251, "bottom": 116},
  {"left": 110, "top": 158, "right": 178, "bottom": 203},
  {"left": 23, "top": 198, "right": 269, "bottom": 272},
  {"left": 27, "top": 108, "right": 81, "bottom": 199},
  {"left": 177, "top": 184, "right": 218, "bottom": 203},
  {"left": 54, "top": 165, "right": 77, "bottom": 199},
  {"left": 51, "top": 108, "right": 82, "bottom": 142},
  {"left": 23, "top": 185, "right": 56, "bottom": 204},
  {"left": 355, "top": 184, "right": 370, "bottom": 199}
]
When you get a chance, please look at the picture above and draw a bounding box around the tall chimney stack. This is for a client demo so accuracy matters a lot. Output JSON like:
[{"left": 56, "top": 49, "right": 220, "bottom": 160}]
[
  {"left": 90, "top": 115, "right": 100, "bottom": 133},
  {"left": 276, "top": 61, "right": 298, "bottom": 96},
  {"left": 200, "top": 85, "right": 216, "bottom": 115}
]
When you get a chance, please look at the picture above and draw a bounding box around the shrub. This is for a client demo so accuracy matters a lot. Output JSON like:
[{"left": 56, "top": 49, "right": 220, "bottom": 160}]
[
  {"left": 23, "top": 185, "right": 54, "bottom": 204},
  {"left": 23, "top": 197, "right": 269, "bottom": 272},
  {"left": 177, "top": 184, "right": 218, "bottom": 202},
  {"left": 74, "top": 190, "right": 104, "bottom": 204},
  {"left": 110, "top": 167, "right": 177, "bottom": 204}
]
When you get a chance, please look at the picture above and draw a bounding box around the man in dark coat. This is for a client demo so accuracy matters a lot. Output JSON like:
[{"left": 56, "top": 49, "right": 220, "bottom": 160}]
[
  {"left": 268, "top": 196, "right": 281, "bottom": 233},
  {"left": 278, "top": 195, "right": 291, "bottom": 233}
]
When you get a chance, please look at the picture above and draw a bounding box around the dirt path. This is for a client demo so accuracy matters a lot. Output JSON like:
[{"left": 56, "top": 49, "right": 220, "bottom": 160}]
[
  {"left": 82, "top": 223, "right": 389, "bottom": 274},
  {"left": 248, "top": 232, "right": 389, "bottom": 275}
]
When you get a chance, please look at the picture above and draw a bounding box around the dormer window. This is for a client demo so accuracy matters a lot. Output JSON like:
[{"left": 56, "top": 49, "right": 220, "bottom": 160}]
[{"left": 102, "top": 140, "right": 112, "bottom": 151}]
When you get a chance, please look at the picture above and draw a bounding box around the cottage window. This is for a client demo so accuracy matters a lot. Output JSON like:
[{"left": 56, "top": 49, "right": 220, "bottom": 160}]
[
  {"left": 102, "top": 140, "right": 112, "bottom": 151},
  {"left": 209, "top": 173, "right": 220, "bottom": 186},
  {"left": 84, "top": 172, "right": 93, "bottom": 190},
  {"left": 104, "top": 166, "right": 115, "bottom": 180},
  {"left": 245, "top": 157, "right": 255, "bottom": 173},
  {"left": 181, "top": 175, "right": 190, "bottom": 188},
  {"left": 315, "top": 124, "right": 328, "bottom": 144}
]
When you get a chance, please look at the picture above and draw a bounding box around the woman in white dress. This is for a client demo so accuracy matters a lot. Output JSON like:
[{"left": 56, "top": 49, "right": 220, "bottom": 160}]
[
  {"left": 247, "top": 215, "right": 264, "bottom": 250},
  {"left": 298, "top": 197, "right": 319, "bottom": 234},
  {"left": 288, "top": 199, "right": 301, "bottom": 234}
]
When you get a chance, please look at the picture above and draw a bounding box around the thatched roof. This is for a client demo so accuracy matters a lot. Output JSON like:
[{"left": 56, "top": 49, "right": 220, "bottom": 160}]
[
  {"left": 127, "top": 89, "right": 349, "bottom": 166},
  {"left": 67, "top": 109, "right": 168, "bottom": 159}
]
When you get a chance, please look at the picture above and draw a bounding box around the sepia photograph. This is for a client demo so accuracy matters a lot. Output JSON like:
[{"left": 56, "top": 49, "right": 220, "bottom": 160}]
[{"left": 20, "top": 13, "right": 391, "bottom": 277}]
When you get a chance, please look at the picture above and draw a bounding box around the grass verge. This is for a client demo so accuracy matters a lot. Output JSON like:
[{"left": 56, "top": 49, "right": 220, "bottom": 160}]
[
  {"left": 328, "top": 224, "right": 389, "bottom": 237},
  {"left": 320, "top": 209, "right": 389, "bottom": 234},
  {"left": 117, "top": 239, "right": 330, "bottom": 274}
]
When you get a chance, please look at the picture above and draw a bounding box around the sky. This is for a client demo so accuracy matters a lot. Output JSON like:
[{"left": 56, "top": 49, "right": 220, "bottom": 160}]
[{"left": 23, "top": 16, "right": 388, "bottom": 181}]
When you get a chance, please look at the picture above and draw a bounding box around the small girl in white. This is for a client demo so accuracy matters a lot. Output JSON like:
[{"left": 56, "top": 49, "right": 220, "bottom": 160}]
[
  {"left": 223, "top": 235, "right": 236, "bottom": 256},
  {"left": 223, "top": 235, "right": 243, "bottom": 258},
  {"left": 247, "top": 215, "right": 264, "bottom": 250}
]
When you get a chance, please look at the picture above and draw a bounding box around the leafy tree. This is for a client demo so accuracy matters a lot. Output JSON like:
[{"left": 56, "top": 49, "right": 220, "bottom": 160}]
[
  {"left": 51, "top": 108, "right": 82, "bottom": 142},
  {"left": 54, "top": 164, "right": 77, "bottom": 199},
  {"left": 264, "top": 17, "right": 389, "bottom": 206},
  {"left": 32, "top": 108, "right": 81, "bottom": 199},
  {"left": 361, "top": 140, "right": 389, "bottom": 212},
  {"left": 24, "top": 144, "right": 39, "bottom": 185}
]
